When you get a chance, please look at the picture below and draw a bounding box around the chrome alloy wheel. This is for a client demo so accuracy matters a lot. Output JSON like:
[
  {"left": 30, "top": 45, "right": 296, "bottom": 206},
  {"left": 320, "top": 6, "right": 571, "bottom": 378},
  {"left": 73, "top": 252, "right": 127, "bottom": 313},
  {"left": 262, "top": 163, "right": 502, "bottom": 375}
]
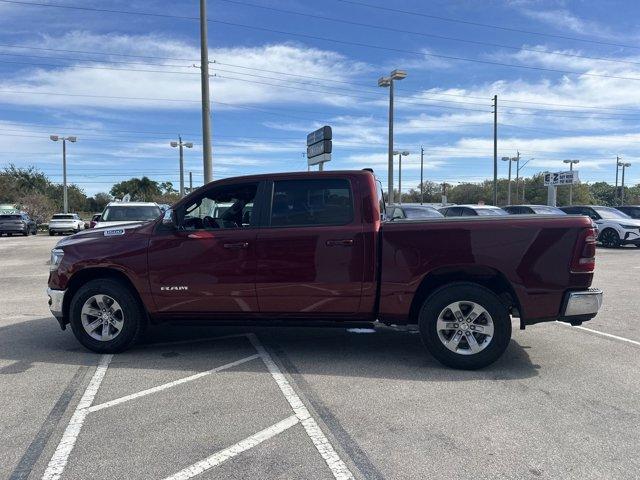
[
  {"left": 81, "top": 294, "right": 125, "bottom": 341},
  {"left": 436, "top": 301, "right": 494, "bottom": 355}
]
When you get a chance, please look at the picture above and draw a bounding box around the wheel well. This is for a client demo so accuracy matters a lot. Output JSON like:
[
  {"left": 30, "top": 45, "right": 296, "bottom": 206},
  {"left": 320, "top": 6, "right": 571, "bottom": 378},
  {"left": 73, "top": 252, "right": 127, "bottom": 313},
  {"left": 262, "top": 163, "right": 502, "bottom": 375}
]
[
  {"left": 63, "top": 268, "right": 147, "bottom": 321},
  {"left": 407, "top": 266, "right": 521, "bottom": 324}
]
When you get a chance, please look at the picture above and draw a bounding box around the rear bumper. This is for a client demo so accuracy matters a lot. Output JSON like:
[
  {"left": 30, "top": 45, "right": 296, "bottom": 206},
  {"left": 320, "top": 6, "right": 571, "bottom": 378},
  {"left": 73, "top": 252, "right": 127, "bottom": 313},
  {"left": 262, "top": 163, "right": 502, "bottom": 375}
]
[
  {"left": 0, "top": 225, "right": 27, "bottom": 233},
  {"left": 558, "top": 288, "right": 603, "bottom": 325},
  {"left": 49, "top": 226, "right": 79, "bottom": 232}
]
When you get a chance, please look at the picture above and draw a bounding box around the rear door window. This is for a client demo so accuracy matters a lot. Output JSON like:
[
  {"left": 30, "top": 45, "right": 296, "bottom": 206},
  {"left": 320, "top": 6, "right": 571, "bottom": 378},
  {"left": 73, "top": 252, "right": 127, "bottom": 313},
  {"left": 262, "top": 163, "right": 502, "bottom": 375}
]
[{"left": 270, "top": 179, "right": 353, "bottom": 227}]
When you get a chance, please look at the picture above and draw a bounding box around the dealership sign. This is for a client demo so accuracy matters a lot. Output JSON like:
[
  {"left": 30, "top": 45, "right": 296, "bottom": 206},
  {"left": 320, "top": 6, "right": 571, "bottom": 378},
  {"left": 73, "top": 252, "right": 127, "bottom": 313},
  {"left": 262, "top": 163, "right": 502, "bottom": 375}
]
[
  {"left": 544, "top": 171, "right": 579, "bottom": 186},
  {"left": 306, "top": 126, "right": 332, "bottom": 167}
]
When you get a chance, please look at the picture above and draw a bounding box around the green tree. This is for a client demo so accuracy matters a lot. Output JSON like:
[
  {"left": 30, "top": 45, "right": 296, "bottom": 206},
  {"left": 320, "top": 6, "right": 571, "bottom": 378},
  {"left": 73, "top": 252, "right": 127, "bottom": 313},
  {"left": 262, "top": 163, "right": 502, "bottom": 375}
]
[{"left": 110, "top": 177, "right": 161, "bottom": 201}]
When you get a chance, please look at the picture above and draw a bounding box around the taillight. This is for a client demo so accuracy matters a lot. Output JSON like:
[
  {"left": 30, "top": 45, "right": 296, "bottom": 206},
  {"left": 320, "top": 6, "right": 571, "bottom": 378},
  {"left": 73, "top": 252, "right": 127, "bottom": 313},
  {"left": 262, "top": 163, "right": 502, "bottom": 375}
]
[{"left": 571, "top": 227, "right": 596, "bottom": 273}]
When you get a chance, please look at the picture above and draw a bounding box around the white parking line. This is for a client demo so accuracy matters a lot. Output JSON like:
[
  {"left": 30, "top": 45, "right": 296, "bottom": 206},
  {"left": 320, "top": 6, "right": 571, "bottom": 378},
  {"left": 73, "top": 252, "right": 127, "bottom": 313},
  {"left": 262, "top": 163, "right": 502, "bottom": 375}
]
[
  {"left": 556, "top": 321, "right": 640, "bottom": 347},
  {"left": 248, "top": 334, "right": 354, "bottom": 480},
  {"left": 42, "top": 354, "right": 112, "bottom": 480},
  {"left": 88, "top": 354, "right": 260, "bottom": 413},
  {"left": 162, "top": 415, "right": 300, "bottom": 480}
]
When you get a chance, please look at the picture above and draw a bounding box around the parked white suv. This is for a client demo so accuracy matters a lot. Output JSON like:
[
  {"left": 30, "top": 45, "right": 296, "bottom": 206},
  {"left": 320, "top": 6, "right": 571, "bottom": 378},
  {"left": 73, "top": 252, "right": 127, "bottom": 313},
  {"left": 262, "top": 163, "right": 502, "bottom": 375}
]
[
  {"left": 95, "top": 202, "right": 162, "bottom": 228},
  {"left": 48, "top": 213, "right": 85, "bottom": 236},
  {"left": 560, "top": 205, "right": 640, "bottom": 248}
]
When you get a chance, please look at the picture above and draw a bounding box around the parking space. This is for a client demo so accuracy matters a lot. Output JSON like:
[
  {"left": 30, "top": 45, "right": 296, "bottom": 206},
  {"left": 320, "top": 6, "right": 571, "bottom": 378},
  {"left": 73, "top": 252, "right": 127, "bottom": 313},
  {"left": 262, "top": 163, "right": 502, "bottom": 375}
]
[{"left": 1, "top": 235, "right": 639, "bottom": 479}]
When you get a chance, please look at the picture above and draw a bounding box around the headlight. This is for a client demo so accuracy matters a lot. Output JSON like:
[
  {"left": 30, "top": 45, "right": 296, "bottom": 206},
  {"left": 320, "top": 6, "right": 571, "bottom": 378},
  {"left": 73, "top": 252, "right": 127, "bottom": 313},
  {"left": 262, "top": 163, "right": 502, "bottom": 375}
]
[
  {"left": 620, "top": 224, "right": 639, "bottom": 229},
  {"left": 50, "top": 248, "right": 64, "bottom": 271}
]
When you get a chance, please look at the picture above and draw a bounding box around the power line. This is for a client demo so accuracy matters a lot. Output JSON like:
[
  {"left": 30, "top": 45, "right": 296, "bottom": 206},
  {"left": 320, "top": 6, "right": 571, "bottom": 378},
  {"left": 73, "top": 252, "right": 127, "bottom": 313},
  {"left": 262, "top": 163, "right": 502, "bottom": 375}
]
[
  {"left": 0, "top": 58, "right": 199, "bottom": 75},
  {"left": 209, "top": 19, "right": 640, "bottom": 82},
  {"left": 2, "top": 0, "right": 639, "bottom": 81},
  {"left": 218, "top": 0, "right": 640, "bottom": 67},
  {"left": 334, "top": 0, "right": 640, "bottom": 50}
]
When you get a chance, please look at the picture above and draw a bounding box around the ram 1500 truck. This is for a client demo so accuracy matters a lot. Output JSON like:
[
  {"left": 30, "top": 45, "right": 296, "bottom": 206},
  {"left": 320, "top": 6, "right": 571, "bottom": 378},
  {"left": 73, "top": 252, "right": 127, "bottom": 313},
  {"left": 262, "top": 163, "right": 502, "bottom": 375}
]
[{"left": 47, "top": 170, "right": 602, "bottom": 369}]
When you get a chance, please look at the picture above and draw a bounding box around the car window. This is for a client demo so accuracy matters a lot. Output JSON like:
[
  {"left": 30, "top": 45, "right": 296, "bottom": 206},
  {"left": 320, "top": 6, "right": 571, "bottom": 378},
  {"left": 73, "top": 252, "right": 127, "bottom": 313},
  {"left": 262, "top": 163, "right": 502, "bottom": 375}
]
[
  {"left": 622, "top": 207, "right": 640, "bottom": 218},
  {"left": 101, "top": 205, "right": 162, "bottom": 222},
  {"left": 0, "top": 214, "right": 21, "bottom": 220},
  {"left": 270, "top": 178, "right": 353, "bottom": 227},
  {"left": 531, "top": 206, "right": 565, "bottom": 214},
  {"left": 444, "top": 207, "right": 461, "bottom": 217},
  {"left": 52, "top": 214, "right": 75, "bottom": 220},
  {"left": 592, "top": 206, "right": 631, "bottom": 220},
  {"left": 475, "top": 208, "right": 508, "bottom": 216},
  {"left": 180, "top": 182, "right": 258, "bottom": 230},
  {"left": 403, "top": 207, "right": 442, "bottom": 218}
]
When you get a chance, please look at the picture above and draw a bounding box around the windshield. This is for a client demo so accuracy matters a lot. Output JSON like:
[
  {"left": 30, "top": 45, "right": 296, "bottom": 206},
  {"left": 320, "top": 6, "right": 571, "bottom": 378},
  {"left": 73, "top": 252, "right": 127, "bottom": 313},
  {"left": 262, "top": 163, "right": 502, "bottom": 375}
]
[
  {"left": 52, "top": 214, "right": 75, "bottom": 220},
  {"left": 593, "top": 207, "right": 631, "bottom": 220},
  {"left": 101, "top": 205, "right": 161, "bottom": 222},
  {"left": 531, "top": 206, "right": 566, "bottom": 215},
  {"left": 403, "top": 207, "right": 443, "bottom": 218},
  {"left": 0, "top": 214, "right": 21, "bottom": 220},
  {"left": 475, "top": 208, "right": 508, "bottom": 216}
]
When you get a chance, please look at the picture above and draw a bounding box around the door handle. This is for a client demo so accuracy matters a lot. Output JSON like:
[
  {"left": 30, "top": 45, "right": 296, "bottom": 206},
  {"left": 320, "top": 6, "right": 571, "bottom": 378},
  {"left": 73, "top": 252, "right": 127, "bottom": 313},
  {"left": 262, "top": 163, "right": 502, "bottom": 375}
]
[
  {"left": 326, "top": 239, "right": 354, "bottom": 247},
  {"left": 223, "top": 242, "right": 249, "bottom": 249}
]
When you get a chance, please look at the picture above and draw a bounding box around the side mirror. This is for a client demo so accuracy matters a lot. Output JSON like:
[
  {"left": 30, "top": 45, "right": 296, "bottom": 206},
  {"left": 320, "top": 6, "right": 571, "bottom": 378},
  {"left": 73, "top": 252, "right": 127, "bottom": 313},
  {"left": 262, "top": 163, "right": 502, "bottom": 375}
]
[
  {"left": 392, "top": 215, "right": 403, "bottom": 221},
  {"left": 162, "top": 208, "right": 176, "bottom": 228}
]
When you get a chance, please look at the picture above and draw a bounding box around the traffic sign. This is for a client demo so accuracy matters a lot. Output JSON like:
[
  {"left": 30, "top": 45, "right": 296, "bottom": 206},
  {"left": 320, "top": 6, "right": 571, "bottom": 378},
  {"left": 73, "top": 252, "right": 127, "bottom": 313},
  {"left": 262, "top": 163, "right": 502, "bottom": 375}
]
[{"left": 544, "top": 171, "right": 579, "bottom": 186}]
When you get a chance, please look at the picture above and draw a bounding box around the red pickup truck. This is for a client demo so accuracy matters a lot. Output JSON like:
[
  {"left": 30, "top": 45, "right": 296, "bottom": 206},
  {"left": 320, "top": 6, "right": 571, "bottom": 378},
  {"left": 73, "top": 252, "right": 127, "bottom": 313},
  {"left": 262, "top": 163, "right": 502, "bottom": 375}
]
[{"left": 47, "top": 170, "right": 602, "bottom": 369}]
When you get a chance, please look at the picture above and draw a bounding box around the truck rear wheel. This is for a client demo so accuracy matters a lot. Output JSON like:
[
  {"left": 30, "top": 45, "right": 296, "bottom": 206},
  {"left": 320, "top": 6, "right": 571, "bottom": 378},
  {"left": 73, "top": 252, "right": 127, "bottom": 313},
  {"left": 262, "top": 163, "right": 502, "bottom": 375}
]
[
  {"left": 69, "top": 279, "right": 144, "bottom": 353},
  {"left": 418, "top": 282, "right": 511, "bottom": 370}
]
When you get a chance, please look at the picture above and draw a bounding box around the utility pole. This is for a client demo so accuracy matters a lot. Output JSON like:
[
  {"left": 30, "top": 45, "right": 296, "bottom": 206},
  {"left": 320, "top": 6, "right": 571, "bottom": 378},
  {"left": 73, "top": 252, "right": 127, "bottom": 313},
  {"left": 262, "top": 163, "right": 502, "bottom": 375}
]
[
  {"left": 393, "top": 150, "right": 410, "bottom": 204},
  {"left": 493, "top": 94, "right": 498, "bottom": 206},
  {"left": 49, "top": 135, "right": 77, "bottom": 214},
  {"left": 420, "top": 145, "right": 424, "bottom": 205},
  {"left": 189, "top": 171, "right": 193, "bottom": 193},
  {"left": 170, "top": 136, "right": 193, "bottom": 197},
  {"left": 200, "top": 0, "right": 213, "bottom": 184},
  {"left": 378, "top": 70, "right": 407, "bottom": 204}
]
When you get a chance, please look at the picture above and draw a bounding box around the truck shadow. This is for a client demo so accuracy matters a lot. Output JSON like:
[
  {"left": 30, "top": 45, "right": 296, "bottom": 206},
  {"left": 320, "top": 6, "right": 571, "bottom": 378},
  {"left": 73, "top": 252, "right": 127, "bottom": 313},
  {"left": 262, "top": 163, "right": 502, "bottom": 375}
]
[{"left": 0, "top": 318, "right": 539, "bottom": 381}]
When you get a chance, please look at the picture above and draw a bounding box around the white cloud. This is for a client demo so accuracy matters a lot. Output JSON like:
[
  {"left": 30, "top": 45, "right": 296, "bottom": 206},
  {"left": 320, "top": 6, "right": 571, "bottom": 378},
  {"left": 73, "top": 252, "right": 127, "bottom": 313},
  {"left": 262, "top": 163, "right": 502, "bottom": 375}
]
[{"left": 0, "top": 33, "right": 372, "bottom": 110}]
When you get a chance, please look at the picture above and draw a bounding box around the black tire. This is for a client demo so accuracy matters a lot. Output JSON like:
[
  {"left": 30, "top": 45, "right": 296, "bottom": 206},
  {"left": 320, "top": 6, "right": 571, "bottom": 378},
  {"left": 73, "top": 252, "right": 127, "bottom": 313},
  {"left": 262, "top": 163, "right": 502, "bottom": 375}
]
[
  {"left": 418, "top": 282, "right": 512, "bottom": 370},
  {"left": 599, "top": 228, "right": 620, "bottom": 248},
  {"left": 48, "top": 231, "right": 54, "bottom": 236},
  {"left": 69, "top": 278, "right": 145, "bottom": 353}
]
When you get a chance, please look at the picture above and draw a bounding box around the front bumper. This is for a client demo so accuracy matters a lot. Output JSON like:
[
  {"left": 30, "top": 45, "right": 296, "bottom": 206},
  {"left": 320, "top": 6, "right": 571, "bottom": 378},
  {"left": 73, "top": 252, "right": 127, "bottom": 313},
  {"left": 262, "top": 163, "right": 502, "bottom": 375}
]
[
  {"left": 559, "top": 288, "right": 603, "bottom": 325},
  {"left": 47, "top": 288, "right": 66, "bottom": 320}
]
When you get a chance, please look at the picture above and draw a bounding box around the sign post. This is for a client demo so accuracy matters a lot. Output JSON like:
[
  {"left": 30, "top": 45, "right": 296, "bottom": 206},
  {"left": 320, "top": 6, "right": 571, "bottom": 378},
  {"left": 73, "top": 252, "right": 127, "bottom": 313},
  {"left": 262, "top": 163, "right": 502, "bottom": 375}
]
[{"left": 307, "top": 126, "right": 332, "bottom": 170}]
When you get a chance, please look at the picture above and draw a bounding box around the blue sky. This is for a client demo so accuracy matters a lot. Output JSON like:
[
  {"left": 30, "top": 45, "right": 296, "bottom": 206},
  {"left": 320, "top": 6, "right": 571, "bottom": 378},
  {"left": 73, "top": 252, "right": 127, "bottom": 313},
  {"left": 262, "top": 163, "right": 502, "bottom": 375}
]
[{"left": 1, "top": 0, "right": 640, "bottom": 195}]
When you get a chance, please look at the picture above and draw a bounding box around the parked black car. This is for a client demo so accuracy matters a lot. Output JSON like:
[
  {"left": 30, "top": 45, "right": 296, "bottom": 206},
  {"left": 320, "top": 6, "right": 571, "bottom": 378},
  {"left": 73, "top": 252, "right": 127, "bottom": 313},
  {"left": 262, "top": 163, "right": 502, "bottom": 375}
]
[
  {"left": 503, "top": 205, "right": 566, "bottom": 215},
  {"left": 0, "top": 212, "right": 37, "bottom": 236},
  {"left": 386, "top": 204, "right": 444, "bottom": 220},
  {"left": 615, "top": 205, "right": 640, "bottom": 219}
]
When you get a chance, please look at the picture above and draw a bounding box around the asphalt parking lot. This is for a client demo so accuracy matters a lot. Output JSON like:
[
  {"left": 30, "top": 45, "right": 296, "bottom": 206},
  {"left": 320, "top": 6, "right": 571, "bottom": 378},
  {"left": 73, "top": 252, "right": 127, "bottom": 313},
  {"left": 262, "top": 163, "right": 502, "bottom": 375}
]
[{"left": 1, "top": 234, "right": 639, "bottom": 480}]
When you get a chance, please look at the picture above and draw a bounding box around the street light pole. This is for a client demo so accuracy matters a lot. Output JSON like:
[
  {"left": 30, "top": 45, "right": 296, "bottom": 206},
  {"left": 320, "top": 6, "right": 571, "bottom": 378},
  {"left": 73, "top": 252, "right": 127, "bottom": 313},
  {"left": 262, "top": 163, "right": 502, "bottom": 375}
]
[
  {"left": 378, "top": 69, "right": 407, "bottom": 204},
  {"left": 514, "top": 150, "right": 520, "bottom": 205},
  {"left": 563, "top": 159, "right": 580, "bottom": 205},
  {"left": 493, "top": 95, "right": 498, "bottom": 206},
  {"left": 171, "top": 136, "right": 193, "bottom": 197},
  {"left": 621, "top": 162, "right": 631, "bottom": 205},
  {"left": 420, "top": 145, "right": 424, "bottom": 205},
  {"left": 200, "top": 0, "right": 213, "bottom": 184},
  {"left": 615, "top": 155, "right": 621, "bottom": 205},
  {"left": 501, "top": 154, "right": 517, "bottom": 205},
  {"left": 189, "top": 171, "right": 193, "bottom": 193},
  {"left": 50, "top": 135, "right": 77, "bottom": 214},
  {"left": 393, "top": 150, "right": 410, "bottom": 204}
]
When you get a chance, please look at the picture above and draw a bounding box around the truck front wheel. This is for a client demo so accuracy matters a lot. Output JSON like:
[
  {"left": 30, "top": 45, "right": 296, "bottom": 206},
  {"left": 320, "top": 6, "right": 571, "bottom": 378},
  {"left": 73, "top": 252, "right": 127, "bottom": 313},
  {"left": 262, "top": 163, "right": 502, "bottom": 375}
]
[
  {"left": 418, "top": 283, "right": 511, "bottom": 370},
  {"left": 69, "top": 279, "right": 144, "bottom": 353}
]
